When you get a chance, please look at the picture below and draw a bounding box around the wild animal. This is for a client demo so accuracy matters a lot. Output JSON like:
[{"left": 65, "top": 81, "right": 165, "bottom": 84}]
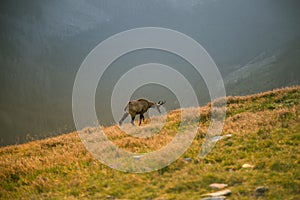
[{"left": 119, "top": 98, "right": 166, "bottom": 126}]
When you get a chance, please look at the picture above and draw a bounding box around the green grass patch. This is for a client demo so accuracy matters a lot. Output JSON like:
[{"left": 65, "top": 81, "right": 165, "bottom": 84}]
[{"left": 0, "top": 86, "right": 299, "bottom": 199}]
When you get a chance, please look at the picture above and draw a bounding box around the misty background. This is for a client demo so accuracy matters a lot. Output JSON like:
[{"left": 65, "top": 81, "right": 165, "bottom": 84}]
[{"left": 0, "top": 0, "right": 299, "bottom": 146}]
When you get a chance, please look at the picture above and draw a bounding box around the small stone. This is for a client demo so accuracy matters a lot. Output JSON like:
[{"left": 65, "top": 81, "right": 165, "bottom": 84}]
[
  {"left": 210, "top": 134, "right": 232, "bottom": 142},
  {"left": 255, "top": 186, "right": 269, "bottom": 196},
  {"left": 242, "top": 163, "right": 254, "bottom": 168},
  {"left": 210, "top": 136, "right": 223, "bottom": 142},
  {"left": 133, "top": 155, "right": 143, "bottom": 160},
  {"left": 223, "top": 134, "right": 232, "bottom": 138},
  {"left": 106, "top": 195, "right": 115, "bottom": 199},
  {"left": 202, "top": 189, "right": 231, "bottom": 197},
  {"left": 201, "top": 196, "right": 226, "bottom": 200},
  {"left": 184, "top": 157, "right": 192, "bottom": 162},
  {"left": 209, "top": 183, "right": 228, "bottom": 189}
]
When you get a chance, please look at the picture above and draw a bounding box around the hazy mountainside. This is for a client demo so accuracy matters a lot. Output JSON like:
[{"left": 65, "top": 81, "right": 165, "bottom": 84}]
[
  {"left": 0, "top": 86, "right": 299, "bottom": 199},
  {"left": 0, "top": 0, "right": 300, "bottom": 146},
  {"left": 225, "top": 37, "right": 300, "bottom": 95}
]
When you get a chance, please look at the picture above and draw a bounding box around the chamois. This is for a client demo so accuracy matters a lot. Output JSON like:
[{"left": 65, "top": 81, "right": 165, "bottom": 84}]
[{"left": 119, "top": 98, "right": 166, "bottom": 126}]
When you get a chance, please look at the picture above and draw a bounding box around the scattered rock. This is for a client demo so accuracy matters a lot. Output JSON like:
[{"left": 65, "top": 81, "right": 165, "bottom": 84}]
[
  {"left": 209, "top": 183, "right": 228, "bottom": 189},
  {"left": 202, "top": 189, "right": 231, "bottom": 197},
  {"left": 201, "top": 196, "right": 226, "bottom": 200},
  {"left": 210, "top": 134, "right": 232, "bottom": 142},
  {"left": 210, "top": 136, "right": 223, "bottom": 142},
  {"left": 106, "top": 195, "right": 115, "bottom": 199},
  {"left": 184, "top": 157, "right": 192, "bottom": 162},
  {"left": 223, "top": 134, "right": 232, "bottom": 138},
  {"left": 133, "top": 155, "right": 143, "bottom": 160},
  {"left": 255, "top": 186, "right": 269, "bottom": 197},
  {"left": 242, "top": 163, "right": 254, "bottom": 168}
]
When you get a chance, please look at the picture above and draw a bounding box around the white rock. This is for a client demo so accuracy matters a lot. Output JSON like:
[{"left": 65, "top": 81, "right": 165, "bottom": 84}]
[
  {"left": 184, "top": 157, "right": 192, "bottom": 162},
  {"left": 242, "top": 163, "right": 254, "bottom": 168},
  {"left": 202, "top": 189, "right": 231, "bottom": 197},
  {"left": 201, "top": 196, "right": 226, "bottom": 200},
  {"left": 210, "top": 134, "right": 232, "bottom": 142},
  {"left": 209, "top": 183, "right": 228, "bottom": 189},
  {"left": 133, "top": 155, "right": 143, "bottom": 160}
]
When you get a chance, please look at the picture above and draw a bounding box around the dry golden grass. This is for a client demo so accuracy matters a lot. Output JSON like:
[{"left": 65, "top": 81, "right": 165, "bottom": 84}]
[{"left": 0, "top": 86, "right": 299, "bottom": 199}]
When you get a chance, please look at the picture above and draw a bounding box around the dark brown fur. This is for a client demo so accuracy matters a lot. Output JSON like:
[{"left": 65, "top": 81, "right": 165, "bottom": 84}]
[{"left": 119, "top": 98, "right": 165, "bottom": 126}]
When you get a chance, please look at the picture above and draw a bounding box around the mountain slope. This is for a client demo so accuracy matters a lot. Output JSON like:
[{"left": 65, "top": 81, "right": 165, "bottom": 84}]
[
  {"left": 0, "top": 86, "right": 299, "bottom": 199},
  {"left": 225, "top": 37, "right": 300, "bottom": 95}
]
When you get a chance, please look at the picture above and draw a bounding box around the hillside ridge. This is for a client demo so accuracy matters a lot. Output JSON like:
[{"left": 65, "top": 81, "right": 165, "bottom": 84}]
[{"left": 0, "top": 86, "right": 299, "bottom": 199}]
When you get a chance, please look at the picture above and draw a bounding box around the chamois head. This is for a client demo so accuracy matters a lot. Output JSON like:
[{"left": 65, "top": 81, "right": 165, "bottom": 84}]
[{"left": 154, "top": 100, "right": 166, "bottom": 113}]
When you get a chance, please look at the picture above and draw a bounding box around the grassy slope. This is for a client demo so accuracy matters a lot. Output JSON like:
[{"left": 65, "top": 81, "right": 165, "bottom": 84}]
[{"left": 0, "top": 86, "right": 299, "bottom": 199}]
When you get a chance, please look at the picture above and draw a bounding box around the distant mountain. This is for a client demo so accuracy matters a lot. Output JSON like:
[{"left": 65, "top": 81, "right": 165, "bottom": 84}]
[{"left": 224, "top": 37, "right": 300, "bottom": 95}]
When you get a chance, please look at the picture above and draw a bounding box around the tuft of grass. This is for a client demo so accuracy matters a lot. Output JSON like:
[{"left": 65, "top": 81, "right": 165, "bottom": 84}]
[{"left": 0, "top": 86, "right": 299, "bottom": 199}]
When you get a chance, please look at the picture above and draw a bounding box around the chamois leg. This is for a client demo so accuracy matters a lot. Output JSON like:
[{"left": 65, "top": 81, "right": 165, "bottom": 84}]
[
  {"left": 119, "top": 112, "right": 129, "bottom": 126},
  {"left": 131, "top": 115, "right": 136, "bottom": 126},
  {"left": 139, "top": 114, "right": 145, "bottom": 126}
]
